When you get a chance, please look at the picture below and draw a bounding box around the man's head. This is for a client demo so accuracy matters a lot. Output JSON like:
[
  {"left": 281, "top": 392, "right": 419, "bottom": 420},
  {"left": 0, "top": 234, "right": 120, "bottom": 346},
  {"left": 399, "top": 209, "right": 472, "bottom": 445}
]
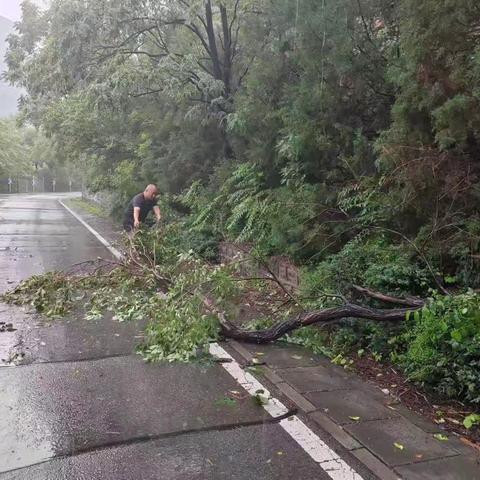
[{"left": 144, "top": 184, "right": 159, "bottom": 201}]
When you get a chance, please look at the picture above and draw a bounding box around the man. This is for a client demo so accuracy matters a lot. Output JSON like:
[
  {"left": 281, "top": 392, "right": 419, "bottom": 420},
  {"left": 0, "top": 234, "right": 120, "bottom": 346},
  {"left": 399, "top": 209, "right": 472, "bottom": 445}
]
[{"left": 123, "top": 184, "right": 161, "bottom": 232}]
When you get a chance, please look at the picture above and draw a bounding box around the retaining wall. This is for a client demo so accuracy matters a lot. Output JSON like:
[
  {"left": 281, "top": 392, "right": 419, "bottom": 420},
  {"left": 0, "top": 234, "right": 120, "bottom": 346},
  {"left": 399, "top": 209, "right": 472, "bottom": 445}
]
[{"left": 219, "top": 241, "right": 300, "bottom": 291}]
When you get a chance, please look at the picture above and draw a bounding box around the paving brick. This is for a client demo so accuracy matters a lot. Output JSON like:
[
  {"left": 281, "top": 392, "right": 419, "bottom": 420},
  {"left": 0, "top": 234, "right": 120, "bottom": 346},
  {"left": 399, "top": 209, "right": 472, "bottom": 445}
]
[
  {"left": 228, "top": 340, "right": 254, "bottom": 362},
  {"left": 277, "top": 365, "right": 354, "bottom": 393},
  {"left": 346, "top": 417, "right": 460, "bottom": 467},
  {"left": 309, "top": 411, "right": 362, "bottom": 451},
  {"left": 275, "top": 382, "right": 317, "bottom": 413},
  {"left": 261, "top": 366, "right": 284, "bottom": 384},
  {"left": 395, "top": 454, "right": 480, "bottom": 480},
  {"left": 305, "top": 389, "right": 399, "bottom": 425},
  {"left": 243, "top": 343, "right": 325, "bottom": 368},
  {"left": 392, "top": 404, "right": 442, "bottom": 434},
  {"left": 352, "top": 448, "right": 402, "bottom": 480},
  {"left": 448, "top": 436, "right": 480, "bottom": 457}
]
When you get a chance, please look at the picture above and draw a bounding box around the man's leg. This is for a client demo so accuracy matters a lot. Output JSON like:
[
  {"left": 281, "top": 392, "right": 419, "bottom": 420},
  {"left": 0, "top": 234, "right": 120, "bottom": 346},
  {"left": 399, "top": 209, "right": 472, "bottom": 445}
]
[{"left": 123, "top": 221, "right": 135, "bottom": 234}]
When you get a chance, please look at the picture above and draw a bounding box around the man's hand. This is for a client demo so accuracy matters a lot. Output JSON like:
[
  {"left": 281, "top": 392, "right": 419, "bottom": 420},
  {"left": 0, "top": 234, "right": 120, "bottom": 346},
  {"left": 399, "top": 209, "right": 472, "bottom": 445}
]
[
  {"left": 133, "top": 206, "right": 141, "bottom": 229},
  {"left": 153, "top": 205, "right": 161, "bottom": 224}
]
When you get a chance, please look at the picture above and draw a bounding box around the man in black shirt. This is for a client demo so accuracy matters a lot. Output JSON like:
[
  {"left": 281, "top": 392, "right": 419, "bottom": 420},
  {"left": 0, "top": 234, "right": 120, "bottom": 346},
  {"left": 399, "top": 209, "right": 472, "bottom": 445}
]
[{"left": 123, "top": 184, "right": 161, "bottom": 232}]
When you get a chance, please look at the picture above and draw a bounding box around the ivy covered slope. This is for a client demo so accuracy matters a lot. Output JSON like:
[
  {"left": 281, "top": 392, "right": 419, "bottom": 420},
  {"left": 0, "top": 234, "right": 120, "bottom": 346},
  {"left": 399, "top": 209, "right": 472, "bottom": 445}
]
[{"left": 3, "top": 0, "right": 480, "bottom": 407}]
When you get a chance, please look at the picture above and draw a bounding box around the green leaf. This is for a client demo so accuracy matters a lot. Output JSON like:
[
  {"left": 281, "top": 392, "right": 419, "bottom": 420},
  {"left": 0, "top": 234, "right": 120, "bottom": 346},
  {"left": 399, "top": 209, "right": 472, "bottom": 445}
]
[
  {"left": 253, "top": 393, "right": 269, "bottom": 406},
  {"left": 433, "top": 434, "right": 448, "bottom": 441},
  {"left": 463, "top": 414, "right": 480, "bottom": 430},
  {"left": 450, "top": 330, "right": 463, "bottom": 342},
  {"left": 215, "top": 397, "right": 237, "bottom": 407}
]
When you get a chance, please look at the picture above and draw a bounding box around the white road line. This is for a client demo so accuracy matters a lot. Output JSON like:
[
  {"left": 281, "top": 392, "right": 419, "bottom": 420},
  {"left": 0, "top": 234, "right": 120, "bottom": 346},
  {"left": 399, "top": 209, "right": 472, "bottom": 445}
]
[
  {"left": 58, "top": 200, "right": 124, "bottom": 261},
  {"left": 209, "top": 343, "right": 365, "bottom": 480}
]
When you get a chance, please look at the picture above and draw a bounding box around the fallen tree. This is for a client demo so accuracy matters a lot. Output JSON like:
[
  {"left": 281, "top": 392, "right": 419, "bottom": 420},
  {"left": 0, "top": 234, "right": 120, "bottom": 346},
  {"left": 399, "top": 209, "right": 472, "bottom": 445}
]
[
  {"left": 0, "top": 228, "right": 427, "bottom": 355},
  {"left": 203, "top": 286, "right": 425, "bottom": 344},
  {"left": 3, "top": 228, "right": 480, "bottom": 407},
  {"left": 217, "top": 302, "right": 423, "bottom": 343}
]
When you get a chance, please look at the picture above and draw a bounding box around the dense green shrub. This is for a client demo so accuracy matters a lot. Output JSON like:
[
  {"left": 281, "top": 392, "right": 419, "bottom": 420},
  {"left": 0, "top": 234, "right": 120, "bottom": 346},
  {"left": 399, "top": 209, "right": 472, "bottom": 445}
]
[
  {"left": 183, "top": 162, "right": 339, "bottom": 261},
  {"left": 301, "top": 234, "right": 431, "bottom": 299},
  {"left": 402, "top": 293, "right": 480, "bottom": 404}
]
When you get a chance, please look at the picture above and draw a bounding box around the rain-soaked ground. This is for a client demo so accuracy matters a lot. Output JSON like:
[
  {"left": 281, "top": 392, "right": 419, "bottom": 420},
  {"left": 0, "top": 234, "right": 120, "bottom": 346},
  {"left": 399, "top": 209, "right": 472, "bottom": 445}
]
[{"left": 0, "top": 193, "right": 345, "bottom": 480}]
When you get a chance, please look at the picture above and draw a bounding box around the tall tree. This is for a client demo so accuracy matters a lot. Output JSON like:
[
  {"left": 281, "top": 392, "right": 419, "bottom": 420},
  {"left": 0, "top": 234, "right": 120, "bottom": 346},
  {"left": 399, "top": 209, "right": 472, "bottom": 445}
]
[{"left": 6, "top": 0, "right": 261, "bottom": 160}]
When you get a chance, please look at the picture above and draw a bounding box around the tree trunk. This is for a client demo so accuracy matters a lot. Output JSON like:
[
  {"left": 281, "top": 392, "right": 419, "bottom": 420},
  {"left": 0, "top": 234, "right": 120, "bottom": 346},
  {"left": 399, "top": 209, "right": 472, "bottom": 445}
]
[
  {"left": 204, "top": 0, "right": 223, "bottom": 81},
  {"left": 218, "top": 302, "right": 423, "bottom": 344}
]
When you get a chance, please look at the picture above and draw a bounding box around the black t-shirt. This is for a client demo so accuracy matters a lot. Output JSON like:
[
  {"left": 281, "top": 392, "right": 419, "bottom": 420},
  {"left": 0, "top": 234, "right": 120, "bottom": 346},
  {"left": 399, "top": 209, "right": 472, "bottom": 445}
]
[{"left": 123, "top": 193, "right": 157, "bottom": 227}]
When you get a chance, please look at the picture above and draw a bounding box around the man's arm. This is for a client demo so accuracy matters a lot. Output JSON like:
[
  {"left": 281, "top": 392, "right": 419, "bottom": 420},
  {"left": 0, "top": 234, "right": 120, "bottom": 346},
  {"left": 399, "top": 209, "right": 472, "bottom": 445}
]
[
  {"left": 153, "top": 205, "right": 161, "bottom": 223},
  {"left": 133, "top": 207, "right": 141, "bottom": 228}
]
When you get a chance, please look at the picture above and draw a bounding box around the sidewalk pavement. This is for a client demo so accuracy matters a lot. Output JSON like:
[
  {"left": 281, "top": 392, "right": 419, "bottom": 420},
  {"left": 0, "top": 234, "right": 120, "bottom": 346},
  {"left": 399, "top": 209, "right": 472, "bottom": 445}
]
[{"left": 225, "top": 340, "right": 480, "bottom": 480}]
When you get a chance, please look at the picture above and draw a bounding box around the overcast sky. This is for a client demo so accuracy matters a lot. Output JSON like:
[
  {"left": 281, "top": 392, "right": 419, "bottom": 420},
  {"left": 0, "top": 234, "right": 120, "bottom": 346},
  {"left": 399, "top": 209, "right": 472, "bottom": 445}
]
[{"left": 0, "top": 0, "right": 47, "bottom": 22}]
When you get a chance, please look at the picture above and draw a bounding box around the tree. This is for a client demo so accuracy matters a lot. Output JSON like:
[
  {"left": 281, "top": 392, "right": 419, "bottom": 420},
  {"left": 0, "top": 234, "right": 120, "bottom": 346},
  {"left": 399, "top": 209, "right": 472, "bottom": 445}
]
[
  {"left": 6, "top": 0, "right": 262, "bottom": 161},
  {"left": 231, "top": 0, "right": 399, "bottom": 182},
  {"left": 0, "top": 119, "right": 30, "bottom": 177}
]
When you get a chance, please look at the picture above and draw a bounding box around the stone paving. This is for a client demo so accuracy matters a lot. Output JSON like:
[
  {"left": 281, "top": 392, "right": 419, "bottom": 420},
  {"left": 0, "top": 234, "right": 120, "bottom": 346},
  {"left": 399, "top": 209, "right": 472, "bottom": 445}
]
[{"left": 226, "top": 341, "right": 480, "bottom": 480}]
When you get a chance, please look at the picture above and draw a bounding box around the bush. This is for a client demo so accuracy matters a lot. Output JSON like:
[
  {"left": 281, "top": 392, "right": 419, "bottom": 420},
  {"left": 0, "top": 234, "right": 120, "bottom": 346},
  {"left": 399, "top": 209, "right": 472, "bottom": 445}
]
[
  {"left": 448, "top": 217, "right": 480, "bottom": 289},
  {"left": 302, "top": 234, "right": 430, "bottom": 299},
  {"left": 402, "top": 292, "right": 480, "bottom": 404}
]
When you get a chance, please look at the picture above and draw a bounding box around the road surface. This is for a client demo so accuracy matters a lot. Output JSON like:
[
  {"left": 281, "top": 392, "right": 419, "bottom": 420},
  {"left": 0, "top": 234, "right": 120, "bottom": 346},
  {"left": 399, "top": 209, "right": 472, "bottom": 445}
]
[{"left": 0, "top": 193, "right": 369, "bottom": 480}]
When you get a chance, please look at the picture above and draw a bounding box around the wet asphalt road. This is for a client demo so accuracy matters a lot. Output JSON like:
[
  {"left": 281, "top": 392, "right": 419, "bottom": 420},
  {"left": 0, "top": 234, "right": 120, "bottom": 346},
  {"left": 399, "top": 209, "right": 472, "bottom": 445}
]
[{"left": 0, "top": 194, "right": 331, "bottom": 480}]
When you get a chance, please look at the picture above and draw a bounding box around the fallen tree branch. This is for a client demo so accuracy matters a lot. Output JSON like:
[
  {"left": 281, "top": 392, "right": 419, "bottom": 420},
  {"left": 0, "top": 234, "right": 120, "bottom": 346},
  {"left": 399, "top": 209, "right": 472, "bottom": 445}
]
[
  {"left": 217, "top": 303, "right": 422, "bottom": 344},
  {"left": 125, "top": 234, "right": 172, "bottom": 290},
  {"left": 352, "top": 285, "right": 425, "bottom": 307},
  {"left": 65, "top": 258, "right": 124, "bottom": 276}
]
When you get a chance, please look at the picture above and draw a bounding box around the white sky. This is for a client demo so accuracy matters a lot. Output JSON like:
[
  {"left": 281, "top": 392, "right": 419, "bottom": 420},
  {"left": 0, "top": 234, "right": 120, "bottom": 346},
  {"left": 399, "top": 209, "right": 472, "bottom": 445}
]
[{"left": 0, "top": 0, "right": 48, "bottom": 22}]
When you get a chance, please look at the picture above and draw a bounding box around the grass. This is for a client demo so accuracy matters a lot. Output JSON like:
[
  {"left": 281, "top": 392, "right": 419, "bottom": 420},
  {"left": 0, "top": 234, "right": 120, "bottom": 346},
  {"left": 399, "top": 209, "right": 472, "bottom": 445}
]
[{"left": 66, "top": 198, "right": 108, "bottom": 218}]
